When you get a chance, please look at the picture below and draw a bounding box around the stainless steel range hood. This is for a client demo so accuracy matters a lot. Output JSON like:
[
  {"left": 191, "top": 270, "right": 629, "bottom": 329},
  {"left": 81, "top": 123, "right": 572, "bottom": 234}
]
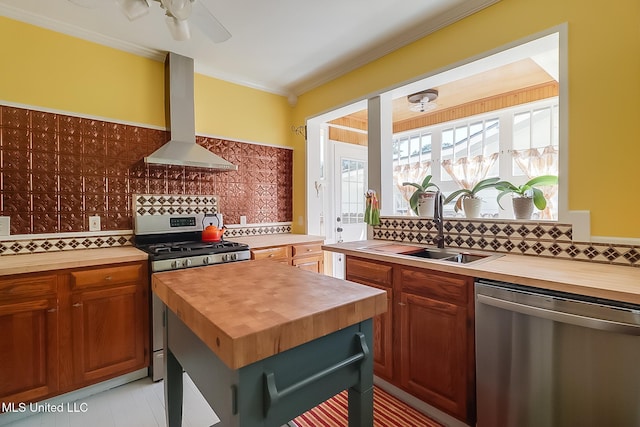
[{"left": 144, "top": 52, "right": 237, "bottom": 171}]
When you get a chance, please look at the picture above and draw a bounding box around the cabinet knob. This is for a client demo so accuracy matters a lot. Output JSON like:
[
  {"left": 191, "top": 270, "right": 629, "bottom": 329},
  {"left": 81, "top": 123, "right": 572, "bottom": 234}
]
[
  {"left": 104, "top": 276, "right": 112, "bottom": 281},
  {"left": 268, "top": 253, "right": 274, "bottom": 257},
  {"left": 72, "top": 303, "right": 83, "bottom": 308},
  {"left": 47, "top": 308, "right": 57, "bottom": 313},
  {"left": 398, "top": 302, "right": 406, "bottom": 306}
]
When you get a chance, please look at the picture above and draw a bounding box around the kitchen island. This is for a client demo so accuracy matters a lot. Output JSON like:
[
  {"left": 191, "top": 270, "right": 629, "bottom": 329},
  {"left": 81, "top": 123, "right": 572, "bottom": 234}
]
[{"left": 152, "top": 259, "right": 387, "bottom": 427}]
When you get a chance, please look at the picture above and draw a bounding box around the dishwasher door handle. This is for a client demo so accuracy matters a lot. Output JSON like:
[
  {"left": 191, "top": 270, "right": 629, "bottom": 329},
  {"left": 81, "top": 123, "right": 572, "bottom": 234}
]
[{"left": 477, "top": 294, "right": 640, "bottom": 336}]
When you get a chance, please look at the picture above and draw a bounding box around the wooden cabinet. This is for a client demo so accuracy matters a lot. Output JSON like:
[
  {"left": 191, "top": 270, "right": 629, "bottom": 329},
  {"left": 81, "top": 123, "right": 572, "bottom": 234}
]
[
  {"left": 345, "top": 257, "right": 394, "bottom": 380},
  {"left": 0, "top": 274, "right": 59, "bottom": 404},
  {"left": 251, "top": 246, "right": 289, "bottom": 264},
  {"left": 344, "top": 255, "right": 476, "bottom": 425},
  {"left": 69, "top": 264, "right": 148, "bottom": 385},
  {"left": 291, "top": 242, "right": 324, "bottom": 273},
  {"left": 251, "top": 241, "right": 324, "bottom": 273},
  {"left": 0, "top": 261, "right": 149, "bottom": 405},
  {"left": 398, "top": 267, "right": 474, "bottom": 424}
]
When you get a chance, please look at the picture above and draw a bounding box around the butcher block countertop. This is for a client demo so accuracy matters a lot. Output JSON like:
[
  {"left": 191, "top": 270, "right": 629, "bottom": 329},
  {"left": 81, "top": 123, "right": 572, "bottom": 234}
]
[
  {"left": 0, "top": 247, "right": 148, "bottom": 276},
  {"left": 323, "top": 240, "right": 640, "bottom": 305},
  {"left": 229, "top": 233, "right": 324, "bottom": 249},
  {"left": 152, "top": 259, "right": 386, "bottom": 370}
]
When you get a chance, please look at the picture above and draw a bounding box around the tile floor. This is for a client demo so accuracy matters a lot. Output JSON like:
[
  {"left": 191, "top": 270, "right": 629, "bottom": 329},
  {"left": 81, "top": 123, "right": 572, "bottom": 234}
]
[{"left": 1, "top": 375, "right": 218, "bottom": 427}]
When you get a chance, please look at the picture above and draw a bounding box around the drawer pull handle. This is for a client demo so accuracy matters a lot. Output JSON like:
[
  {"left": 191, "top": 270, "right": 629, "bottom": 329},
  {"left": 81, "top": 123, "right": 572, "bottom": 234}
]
[
  {"left": 104, "top": 276, "right": 112, "bottom": 281},
  {"left": 263, "top": 332, "right": 369, "bottom": 415},
  {"left": 307, "top": 248, "right": 312, "bottom": 252},
  {"left": 47, "top": 308, "right": 57, "bottom": 313},
  {"left": 72, "top": 303, "right": 83, "bottom": 308},
  {"left": 268, "top": 254, "right": 274, "bottom": 257}
]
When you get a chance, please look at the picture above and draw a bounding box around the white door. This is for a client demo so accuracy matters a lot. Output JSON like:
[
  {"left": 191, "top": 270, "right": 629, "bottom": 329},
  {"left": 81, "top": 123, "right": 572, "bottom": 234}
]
[{"left": 331, "top": 141, "right": 367, "bottom": 278}]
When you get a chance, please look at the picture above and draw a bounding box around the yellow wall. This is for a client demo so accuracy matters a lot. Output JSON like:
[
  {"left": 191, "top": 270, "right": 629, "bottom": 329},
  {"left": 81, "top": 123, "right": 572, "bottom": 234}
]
[
  {"left": 3, "top": 0, "right": 640, "bottom": 239},
  {"left": 0, "top": 16, "right": 291, "bottom": 148},
  {"left": 290, "top": 0, "right": 640, "bottom": 239},
  {"left": 194, "top": 74, "right": 291, "bottom": 146},
  {"left": 0, "top": 16, "right": 165, "bottom": 127}
]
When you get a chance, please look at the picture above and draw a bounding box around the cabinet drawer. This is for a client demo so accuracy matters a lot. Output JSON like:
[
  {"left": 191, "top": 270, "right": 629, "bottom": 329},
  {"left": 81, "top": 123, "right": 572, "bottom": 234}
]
[
  {"left": 251, "top": 246, "right": 289, "bottom": 260},
  {"left": 71, "top": 264, "right": 143, "bottom": 290},
  {"left": 292, "top": 242, "right": 323, "bottom": 258},
  {"left": 0, "top": 274, "right": 57, "bottom": 300},
  {"left": 399, "top": 267, "right": 470, "bottom": 305},
  {"left": 346, "top": 257, "right": 393, "bottom": 287}
]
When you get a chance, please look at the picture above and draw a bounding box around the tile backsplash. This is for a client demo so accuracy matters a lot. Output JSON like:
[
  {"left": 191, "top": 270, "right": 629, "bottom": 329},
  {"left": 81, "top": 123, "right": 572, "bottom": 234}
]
[
  {"left": 374, "top": 216, "right": 640, "bottom": 267},
  {"left": 0, "top": 105, "right": 292, "bottom": 235}
]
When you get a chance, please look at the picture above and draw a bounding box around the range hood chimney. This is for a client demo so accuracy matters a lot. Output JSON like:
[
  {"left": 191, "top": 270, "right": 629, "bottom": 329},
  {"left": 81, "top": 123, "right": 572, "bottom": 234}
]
[{"left": 144, "top": 52, "right": 237, "bottom": 171}]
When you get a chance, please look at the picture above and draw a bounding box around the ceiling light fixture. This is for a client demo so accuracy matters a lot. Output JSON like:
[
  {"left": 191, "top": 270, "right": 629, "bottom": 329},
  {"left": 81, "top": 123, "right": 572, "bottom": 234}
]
[{"left": 407, "top": 89, "right": 439, "bottom": 113}]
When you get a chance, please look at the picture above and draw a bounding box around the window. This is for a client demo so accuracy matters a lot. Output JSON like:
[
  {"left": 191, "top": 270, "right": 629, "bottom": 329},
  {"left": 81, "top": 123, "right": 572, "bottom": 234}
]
[
  {"left": 341, "top": 158, "right": 366, "bottom": 224},
  {"left": 392, "top": 98, "right": 559, "bottom": 219}
]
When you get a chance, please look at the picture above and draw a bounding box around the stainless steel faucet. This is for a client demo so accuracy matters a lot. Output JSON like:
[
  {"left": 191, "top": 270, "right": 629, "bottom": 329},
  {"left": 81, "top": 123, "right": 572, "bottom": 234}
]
[{"left": 433, "top": 191, "right": 445, "bottom": 249}]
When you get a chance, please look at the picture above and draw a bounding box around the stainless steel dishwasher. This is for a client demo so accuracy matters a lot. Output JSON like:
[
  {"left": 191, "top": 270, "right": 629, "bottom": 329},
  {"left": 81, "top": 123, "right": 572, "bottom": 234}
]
[{"left": 475, "top": 279, "right": 640, "bottom": 427}]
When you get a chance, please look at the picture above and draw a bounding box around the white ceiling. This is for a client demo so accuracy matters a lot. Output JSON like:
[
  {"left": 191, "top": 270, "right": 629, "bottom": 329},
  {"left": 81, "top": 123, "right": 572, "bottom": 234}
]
[{"left": 0, "top": 0, "right": 499, "bottom": 97}]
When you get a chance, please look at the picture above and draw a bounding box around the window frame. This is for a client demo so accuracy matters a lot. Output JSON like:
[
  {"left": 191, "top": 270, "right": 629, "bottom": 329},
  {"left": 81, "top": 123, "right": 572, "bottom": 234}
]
[{"left": 392, "top": 97, "right": 560, "bottom": 219}]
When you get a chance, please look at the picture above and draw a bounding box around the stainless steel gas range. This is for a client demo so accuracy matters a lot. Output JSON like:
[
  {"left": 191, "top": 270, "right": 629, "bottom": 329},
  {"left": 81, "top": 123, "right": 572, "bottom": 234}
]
[{"left": 133, "top": 212, "right": 250, "bottom": 381}]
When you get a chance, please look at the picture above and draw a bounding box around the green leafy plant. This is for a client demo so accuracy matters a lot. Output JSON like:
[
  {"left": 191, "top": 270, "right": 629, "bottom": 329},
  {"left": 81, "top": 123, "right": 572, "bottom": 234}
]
[
  {"left": 495, "top": 175, "right": 558, "bottom": 210},
  {"left": 402, "top": 175, "right": 440, "bottom": 216},
  {"left": 443, "top": 177, "right": 501, "bottom": 212}
]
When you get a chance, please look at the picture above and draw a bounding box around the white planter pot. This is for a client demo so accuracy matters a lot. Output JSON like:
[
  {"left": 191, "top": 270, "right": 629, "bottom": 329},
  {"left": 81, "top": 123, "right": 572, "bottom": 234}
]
[
  {"left": 462, "top": 197, "right": 482, "bottom": 218},
  {"left": 417, "top": 192, "right": 437, "bottom": 217},
  {"left": 512, "top": 196, "right": 534, "bottom": 219}
]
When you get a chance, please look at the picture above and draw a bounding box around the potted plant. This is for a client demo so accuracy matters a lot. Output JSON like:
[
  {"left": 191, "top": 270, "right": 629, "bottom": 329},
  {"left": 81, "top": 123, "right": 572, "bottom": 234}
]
[
  {"left": 495, "top": 175, "right": 558, "bottom": 219},
  {"left": 443, "top": 177, "right": 501, "bottom": 218},
  {"left": 402, "top": 175, "right": 440, "bottom": 217}
]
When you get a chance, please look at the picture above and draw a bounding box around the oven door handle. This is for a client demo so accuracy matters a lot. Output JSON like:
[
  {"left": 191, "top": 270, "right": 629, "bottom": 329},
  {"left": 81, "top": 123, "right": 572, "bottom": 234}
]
[{"left": 262, "top": 332, "right": 369, "bottom": 416}]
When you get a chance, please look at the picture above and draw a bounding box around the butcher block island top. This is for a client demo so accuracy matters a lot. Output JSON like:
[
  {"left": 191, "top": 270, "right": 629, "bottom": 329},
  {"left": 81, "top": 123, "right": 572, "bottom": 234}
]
[{"left": 152, "top": 259, "right": 387, "bottom": 370}]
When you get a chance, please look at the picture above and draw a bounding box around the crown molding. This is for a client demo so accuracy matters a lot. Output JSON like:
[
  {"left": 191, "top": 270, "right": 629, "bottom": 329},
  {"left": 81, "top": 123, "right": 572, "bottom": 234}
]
[{"left": 290, "top": 0, "right": 501, "bottom": 95}]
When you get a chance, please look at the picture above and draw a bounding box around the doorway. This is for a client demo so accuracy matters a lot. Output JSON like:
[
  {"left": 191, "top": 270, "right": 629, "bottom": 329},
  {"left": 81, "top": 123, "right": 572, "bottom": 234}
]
[{"left": 331, "top": 141, "right": 367, "bottom": 278}]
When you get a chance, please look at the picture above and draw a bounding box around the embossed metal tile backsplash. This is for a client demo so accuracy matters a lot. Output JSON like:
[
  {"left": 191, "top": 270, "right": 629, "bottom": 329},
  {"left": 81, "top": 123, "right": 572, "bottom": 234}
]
[
  {"left": 374, "top": 216, "right": 640, "bottom": 267},
  {"left": 0, "top": 105, "right": 293, "bottom": 235}
]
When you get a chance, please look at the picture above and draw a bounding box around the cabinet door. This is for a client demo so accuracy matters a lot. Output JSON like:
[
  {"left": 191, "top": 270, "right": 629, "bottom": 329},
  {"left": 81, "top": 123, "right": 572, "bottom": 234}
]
[
  {"left": 399, "top": 291, "right": 469, "bottom": 421},
  {"left": 0, "top": 274, "right": 58, "bottom": 404},
  {"left": 346, "top": 257, "right": 393, "bottom": 380},
  {"left": 292, "top": 255, "right": 324, "bottom": 273},
  {"left": 70, "top": 269, "right": 148, "bottom": 385},
  {"left": 363, "top": 282, "right": 393, "bottom": 380}
]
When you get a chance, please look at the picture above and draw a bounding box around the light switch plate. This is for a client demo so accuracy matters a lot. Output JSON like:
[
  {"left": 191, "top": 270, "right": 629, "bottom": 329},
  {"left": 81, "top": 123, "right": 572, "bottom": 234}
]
[
  {"left": 240, "top": 215, "right": 247, "bottom": 225},
  {"left": 89, "top": 215, "right": 101, "bottom": 231},
  {"left": 0, "top": 216, "right": 10, "bottom": 236}
]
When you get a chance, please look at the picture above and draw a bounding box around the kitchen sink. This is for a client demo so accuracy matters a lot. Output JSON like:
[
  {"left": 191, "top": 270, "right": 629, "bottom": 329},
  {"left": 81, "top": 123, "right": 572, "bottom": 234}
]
[
  {"left": 357, "top": 243, "right": 500, "bottom": 264},
  {"left": 401, "top": 248, "right": 494, "bottom": 264}
]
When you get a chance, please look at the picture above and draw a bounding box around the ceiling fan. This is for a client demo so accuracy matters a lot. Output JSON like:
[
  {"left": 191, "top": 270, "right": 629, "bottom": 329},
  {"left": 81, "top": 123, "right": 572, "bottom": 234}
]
[{"left": 68, "top": 0, "right": 231, "bottom": 43}]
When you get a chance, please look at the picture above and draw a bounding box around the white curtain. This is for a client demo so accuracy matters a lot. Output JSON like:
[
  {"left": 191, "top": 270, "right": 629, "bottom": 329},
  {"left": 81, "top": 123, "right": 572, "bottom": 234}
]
[
  {"left": 441, "top": 153, "right": 499, "bottom": 190},
  {"left": 511, "top": 145, "right": 558, "bottom": 219},
  {"left": 394, "top": 160, "right": 431, "bottom": 204}
]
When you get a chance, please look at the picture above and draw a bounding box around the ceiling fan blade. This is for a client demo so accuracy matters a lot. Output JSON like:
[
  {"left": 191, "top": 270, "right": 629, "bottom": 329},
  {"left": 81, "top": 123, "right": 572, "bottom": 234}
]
[{"left": 190, "top": 0, "right": 231, "bottom": 43}]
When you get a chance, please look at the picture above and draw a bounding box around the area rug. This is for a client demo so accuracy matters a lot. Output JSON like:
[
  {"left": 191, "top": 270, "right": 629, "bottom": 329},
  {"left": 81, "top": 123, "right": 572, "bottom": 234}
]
[{"left": 293, "top": 386, "right": 444, "bottom": 427}]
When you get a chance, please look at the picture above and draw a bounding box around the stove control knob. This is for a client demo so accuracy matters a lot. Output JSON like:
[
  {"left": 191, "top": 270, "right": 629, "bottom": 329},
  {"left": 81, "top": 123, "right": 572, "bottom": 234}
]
[
  {"left": 184, "top": 259, "right": 192, "bottom": 267},
  {"left": 171, "top": 260, "right": 179, "bottom": 269},
  {"left": 222, "top": 254, "right": 229, "bottom": 262},
  {"left": 203, "top": 256, "right": 212, "bottom": 265},
  {"left": 230, "top": 253, "right": 237, "bottom": 261}
]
